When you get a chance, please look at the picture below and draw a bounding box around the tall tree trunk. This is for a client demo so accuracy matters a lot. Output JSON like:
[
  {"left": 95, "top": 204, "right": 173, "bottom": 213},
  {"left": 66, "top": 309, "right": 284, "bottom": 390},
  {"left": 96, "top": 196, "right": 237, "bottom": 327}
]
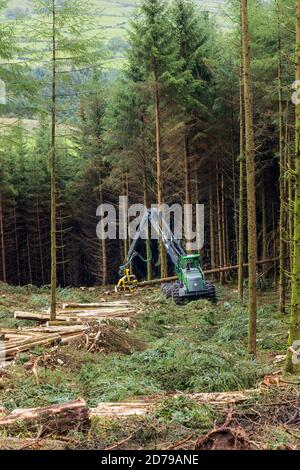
[
  {"left": 288, "top": 128, "right": 294, "bottom": 271},
  {"left": 284, "top": 106, "right": 292, "bottom": 273},
  {"left": 217, "top": 169, "right": 225, "bottom": 284},
  {"left": 238, "top": 68, "right": 245, "bottom": 301},
  {"left": 261, "top": 176, "right": 267, "bottom": 270},
  {"left": 99, "top": 177, "right": 108, "bottom": 286},
  {"left": 272, "top": 202, "right": 278, "bottom": 291},
  {"left": 14, "top": 207, "right": 20, "bottom": 286},
  {"left": 0, "top": 193, "right": 6, "bottom": 283},
  {"left": 242, "top": 0, "right": 257, "bottom": 355},
  {"left": 286, "top": 0, "right": 300, "bottom": 373},
  {"left": 209, "top": 173, "right": 216, "bottom": 272},
  {"left": 37, "top": 199, "right": 45, "bottom": 286},
  {"left": 221, "top": 174, "right": 227, "bottom": 270},
  {"left": 184, "top": 132, "right": 192, "bottom": 253},
  {"left": 232, "top": 154, "right": 238, "bottom": 264},
  {"left": 277, "top": 3, "right": 286, "bottom": 314},
  {"left": 27, "top": 231, "right": 32, "bottom": 285},
  {"left": 123, "top": 173, "right": 128, "bottom": 259},
  {"left": 50, "top": 0, "right": 57, "bottom": 320},
  {"left": 59, "top": 206, "right": 66, "bottom": 288},
  {"left": 225, "top": 202, "right": 230, "bottom": 270},
  {"left": 153, "top": 78, "right": 167, "bottom": 278},
  {"left": 143, "top": 171, "right": 152, "bottom": 281}
]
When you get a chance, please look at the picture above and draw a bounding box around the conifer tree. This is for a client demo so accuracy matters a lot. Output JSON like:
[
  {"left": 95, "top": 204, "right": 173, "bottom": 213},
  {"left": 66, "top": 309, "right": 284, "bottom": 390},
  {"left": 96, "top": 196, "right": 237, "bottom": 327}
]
[
  {"left": 286, "top": 0, "right": 300, "bottom": 374},
  {"left": 242, "top": 0, "right": 257, "bottom": 355},
  {"left": 127, "top": 0, "right": 179, "bottom": 277},
  {"left": 28, "top": 0, "right": 103, "bottom": 317},
  {"left": 171, "top": 0, "right": 214, "bottom": 251}
]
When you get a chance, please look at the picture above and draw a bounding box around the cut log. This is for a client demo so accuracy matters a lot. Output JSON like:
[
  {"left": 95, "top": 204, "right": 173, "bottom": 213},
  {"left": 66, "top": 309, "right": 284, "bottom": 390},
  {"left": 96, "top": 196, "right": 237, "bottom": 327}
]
[
  {"left": 91, "top": 402, "right": 151, "bottom": 418},
  {"left": 62, "top": 301, "right": 131, "bottom": 309},
  {"left": 0, "top": 329, "right": 43, "bottom": 336},
  {"left": 56, "top": 308, "right": 135, "bottom": 315},
  {"left": 1, "top": 334, "right": 62, "bottom": 357},
  {"left": 18, "top": 326, "right": 89, "bottom": 334},
  {"left": 15, "top": 311, "right": 134, "bottom": 323},
  {"left": 3, "top": 334, "right": 31, "bottom": 340},
  {"left": 46, "top": 320, "right": 83, "bottom": 326},
  {"left": 184, "top": 391, "right": 248, "bottom": 404},
  {"left": 91, "top": 391, "right": 248, "bottom": 419},
  {"left": 14, "top": 311, "right": 73, "bottom": 322},
  {"left": 0, "top": 399, "right": 90, "bottom": 435},
  {"left": 0, "top": 333, "right": 61, "bottom": 350},
  {"left": 74, "top": 310, "right": 135, "bottom": 317},
  {"left": 61, "top": 333, "right": 87, "bottom": 345}
]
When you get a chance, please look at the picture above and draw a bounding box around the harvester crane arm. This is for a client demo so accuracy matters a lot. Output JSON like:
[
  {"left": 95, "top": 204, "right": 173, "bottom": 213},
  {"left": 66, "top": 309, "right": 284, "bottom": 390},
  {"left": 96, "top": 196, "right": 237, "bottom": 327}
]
[
  {"left": 119, "top": 210, "right": 151, "bottom": 276},
  {"left": 119, "top": 208, "right": 186, "bottom": 274},
  {"left": 115, "top": 208, "right": 217, "bottom": 304},
  {"left": 148, "top": 209, "right": 186, "bottom": 267}
]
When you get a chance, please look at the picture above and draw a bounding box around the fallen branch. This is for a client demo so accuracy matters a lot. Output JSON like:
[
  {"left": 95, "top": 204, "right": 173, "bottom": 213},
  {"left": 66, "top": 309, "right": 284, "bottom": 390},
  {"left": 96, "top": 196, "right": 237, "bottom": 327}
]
[
  {"left": 0, "top": 437, "right": 68, "bottom": 450},
  {"left": 104, "top": 425, "right": 145, "bottom": 451},
  {"left": 165, "top": 434, "right": 193, "bottom": 450}
]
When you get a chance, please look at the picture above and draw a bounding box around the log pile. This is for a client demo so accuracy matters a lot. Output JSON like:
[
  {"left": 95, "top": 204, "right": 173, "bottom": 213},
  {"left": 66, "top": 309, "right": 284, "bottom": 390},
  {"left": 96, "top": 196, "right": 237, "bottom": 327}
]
[
  {"left": 0, "top": 300, "right": 138, "bottom": 361},
  {"left": 14, "top": 300, "right": 136, "bottom": 325},
  {"left": 1, "top": 319, "right": 143, "bottom": 362},
  {"left": 0, "top": 325, "right": 90, "bottom": 362}
]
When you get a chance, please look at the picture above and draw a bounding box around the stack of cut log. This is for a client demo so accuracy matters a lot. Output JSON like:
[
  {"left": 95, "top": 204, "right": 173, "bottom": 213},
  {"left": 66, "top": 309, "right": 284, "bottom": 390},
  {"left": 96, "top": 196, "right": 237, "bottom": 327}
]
[
  {"left": 14, "top": 300, "right": 135, "bottom": 325},
  {"left": 0, "top": 325, "right": 89, "bottom": 362},
  {"left": 0, "top": 300, "right": 137, "bottom": 362}
]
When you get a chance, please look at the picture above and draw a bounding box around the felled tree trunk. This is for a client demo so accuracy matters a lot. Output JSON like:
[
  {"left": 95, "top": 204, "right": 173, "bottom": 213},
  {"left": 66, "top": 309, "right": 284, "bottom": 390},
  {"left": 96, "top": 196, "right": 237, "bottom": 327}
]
[{"left": 0, "top": 400, "right": 90, "bottom": 435}]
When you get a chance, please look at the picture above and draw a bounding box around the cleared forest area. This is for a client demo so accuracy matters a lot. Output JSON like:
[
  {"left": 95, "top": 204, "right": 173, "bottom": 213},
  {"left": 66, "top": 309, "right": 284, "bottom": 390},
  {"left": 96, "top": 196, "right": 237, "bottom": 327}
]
[
  {"left": 0, "top": 283, "right": 299, "bottom": 450},
  {"left": 0, "top": 0, "right": 300, "bottom": 452}
]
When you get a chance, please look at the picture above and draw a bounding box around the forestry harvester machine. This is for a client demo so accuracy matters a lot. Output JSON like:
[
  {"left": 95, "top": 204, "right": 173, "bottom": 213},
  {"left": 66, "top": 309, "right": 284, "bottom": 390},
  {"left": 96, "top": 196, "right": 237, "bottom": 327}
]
[{"left": 115, "top": 208, "right": 217, "bottom": 304}]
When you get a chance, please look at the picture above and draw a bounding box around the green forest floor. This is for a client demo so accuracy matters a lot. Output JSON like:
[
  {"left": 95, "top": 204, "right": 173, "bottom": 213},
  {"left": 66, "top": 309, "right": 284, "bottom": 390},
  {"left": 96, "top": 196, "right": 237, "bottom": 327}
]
[{"left": 0, "top": 282, "right": 299, "bottom": 450}]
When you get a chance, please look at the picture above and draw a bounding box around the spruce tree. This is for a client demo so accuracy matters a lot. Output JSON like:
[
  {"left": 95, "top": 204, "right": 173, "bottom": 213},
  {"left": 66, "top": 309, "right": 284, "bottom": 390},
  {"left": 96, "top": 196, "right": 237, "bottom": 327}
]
[
  {"left": 127, "top": 0, "right": 179, "bottom": 278},
  {"left": 27, "top": 0, "right": 103, "bottom": 317},
  {"left": 286, "top": 0, "right": 300, "bottom": 374},
  {"left": 242, "top": 0, "right": 257, "bottom": 355}
]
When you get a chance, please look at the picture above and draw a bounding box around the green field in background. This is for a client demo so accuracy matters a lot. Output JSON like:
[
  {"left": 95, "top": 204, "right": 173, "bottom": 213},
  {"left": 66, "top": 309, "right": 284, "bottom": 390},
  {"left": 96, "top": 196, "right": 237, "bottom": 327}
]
[{"left": 3, "top": 0, "right": 227, "bottom": 70}]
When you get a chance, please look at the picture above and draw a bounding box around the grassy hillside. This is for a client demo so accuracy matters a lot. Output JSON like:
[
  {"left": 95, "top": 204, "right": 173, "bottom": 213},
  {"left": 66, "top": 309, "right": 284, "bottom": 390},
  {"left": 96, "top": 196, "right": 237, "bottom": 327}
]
[
  {"left": 4, "top": 1, "right": 228, "bottom": 70},
  {"left": 6, "top": 0, "right": 227, "bottom": 42}
]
